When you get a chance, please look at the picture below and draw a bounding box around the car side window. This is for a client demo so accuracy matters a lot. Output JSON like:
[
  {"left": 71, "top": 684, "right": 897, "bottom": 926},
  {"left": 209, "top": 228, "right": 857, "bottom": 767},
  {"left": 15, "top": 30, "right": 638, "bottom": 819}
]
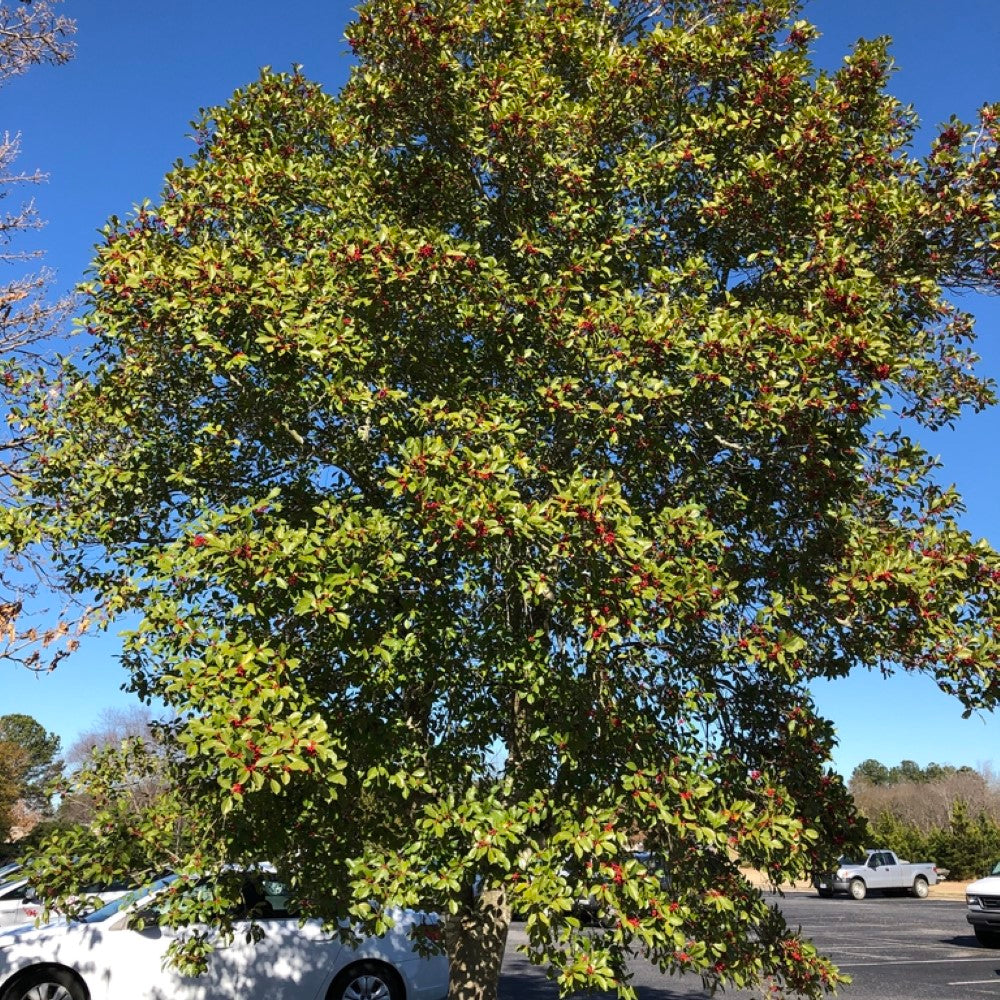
[
  {"left": 137, "top": 875, "right": 297, "bottom": 925},
  {"left": 236, "top": 877, "right": 295, "bottom": 920},
  {"left": 82, "top": 880, "right": 133, "bottom": 894},
  {"left": 0, "top": 884, "right": 25, "bottom": 901}
]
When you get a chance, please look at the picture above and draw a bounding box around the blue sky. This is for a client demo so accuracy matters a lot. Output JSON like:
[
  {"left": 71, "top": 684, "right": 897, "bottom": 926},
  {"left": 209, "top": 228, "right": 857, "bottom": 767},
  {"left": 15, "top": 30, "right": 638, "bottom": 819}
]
[{"left": 2, "top": 0, "right": 998, "bottom": 776}]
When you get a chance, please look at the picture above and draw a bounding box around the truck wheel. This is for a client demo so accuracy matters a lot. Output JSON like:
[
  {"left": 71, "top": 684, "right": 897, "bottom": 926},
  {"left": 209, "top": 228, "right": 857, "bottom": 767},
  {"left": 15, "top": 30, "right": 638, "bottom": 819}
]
[
  {"left": 849, "top": 878, "right": 867, "bottom": 900},
  {"left": 911, "top": 876, "right": 929, "bottom": 898},
  {"left": 975, "top": 927, "right": 1000, "bottom": 948}
]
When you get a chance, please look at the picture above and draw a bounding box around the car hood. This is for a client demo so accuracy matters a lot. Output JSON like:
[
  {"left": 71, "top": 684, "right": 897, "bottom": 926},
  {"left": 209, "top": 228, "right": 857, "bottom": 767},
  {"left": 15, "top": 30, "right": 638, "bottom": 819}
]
[{"left": 966, "top": 876, "right": 1000, "bottom": 895}]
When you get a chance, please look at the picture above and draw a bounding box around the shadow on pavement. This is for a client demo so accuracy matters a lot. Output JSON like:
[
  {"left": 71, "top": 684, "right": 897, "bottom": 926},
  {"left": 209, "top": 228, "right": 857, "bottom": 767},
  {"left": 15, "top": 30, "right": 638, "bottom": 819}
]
[
  {"left": 499, "top": 974, "right": 715, "bottom": 1000},
  {"left": 944, "top": 931, "right": 995, "bottom": 949},
  {"left": 498, "top": 950, "right": 717, "bottom": 1000}
]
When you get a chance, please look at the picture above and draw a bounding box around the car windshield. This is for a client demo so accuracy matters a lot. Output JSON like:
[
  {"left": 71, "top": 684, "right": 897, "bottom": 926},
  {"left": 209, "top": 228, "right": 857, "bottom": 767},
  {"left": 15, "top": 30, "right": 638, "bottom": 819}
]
[{"left": 82, "top": 877, "right": 176, "bottom": 924}]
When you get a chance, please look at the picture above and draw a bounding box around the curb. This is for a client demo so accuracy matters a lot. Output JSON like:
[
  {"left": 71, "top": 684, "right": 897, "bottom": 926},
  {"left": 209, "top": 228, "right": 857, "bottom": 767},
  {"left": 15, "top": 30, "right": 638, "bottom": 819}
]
[{"left": 743, "top": 876, "right": 967, "bottom": 901}]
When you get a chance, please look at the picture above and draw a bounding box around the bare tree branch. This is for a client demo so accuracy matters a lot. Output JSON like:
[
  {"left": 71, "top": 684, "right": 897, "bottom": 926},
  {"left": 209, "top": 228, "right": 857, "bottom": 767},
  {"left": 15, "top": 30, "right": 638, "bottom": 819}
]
[
  {"left": 0, "top": 0, "right": 79, "bottom": 671},
  {"left": 0, "top": 0, "right": 74, "bottom": 80}
]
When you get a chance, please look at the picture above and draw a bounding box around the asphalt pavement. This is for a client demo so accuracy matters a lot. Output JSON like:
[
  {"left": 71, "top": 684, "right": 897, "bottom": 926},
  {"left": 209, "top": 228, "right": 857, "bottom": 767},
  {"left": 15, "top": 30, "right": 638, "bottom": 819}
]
[{"left": 498, "top": 889, "right": 1000, "bottom": 999}]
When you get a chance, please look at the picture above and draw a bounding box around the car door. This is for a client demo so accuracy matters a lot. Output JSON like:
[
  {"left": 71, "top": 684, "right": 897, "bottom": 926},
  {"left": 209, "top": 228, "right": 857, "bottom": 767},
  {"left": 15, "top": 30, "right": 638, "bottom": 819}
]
[
  {"left": 867, "top": 852, "right": 895, "bottom": 889},
  {"left": 86, "top": 875, "right": 342, "bottom": 1000},
  {"left": 97, "top": 884, "right": 251, "bottom": 1000},
  {"left": 98, "top": 921, "right": 241, "bottom": 1000},
  {"left": 226, "top": 876, "right": 345, "bottom": 1000}
]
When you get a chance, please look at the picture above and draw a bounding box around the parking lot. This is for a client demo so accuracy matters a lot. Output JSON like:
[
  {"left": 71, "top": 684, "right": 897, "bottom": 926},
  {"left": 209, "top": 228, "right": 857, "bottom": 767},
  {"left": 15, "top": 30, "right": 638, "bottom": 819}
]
[{"left": 499, "top": 891, "right": 1000, "bottom": 999}]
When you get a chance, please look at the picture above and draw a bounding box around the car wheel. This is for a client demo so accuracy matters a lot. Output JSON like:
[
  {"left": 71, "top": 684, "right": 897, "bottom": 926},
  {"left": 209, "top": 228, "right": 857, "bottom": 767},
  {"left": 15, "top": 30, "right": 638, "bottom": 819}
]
[
  {"left": 816, "top": 887, "right": 833, "bottom": 898},
  {"left": 911, "top": 876, "right": 929, "bottom": 898},
  {"left": 975, "top": 927, "right": 1000, "bottom": 948},
  {"left": 848, "top": 878, "right": 867, "bottom": 900},
  {"left": 327, "top": 960, "right": 404, "bottom": 1000},
  {"left": 0, "top": 967, "right": 87, "bottom": 1000}
]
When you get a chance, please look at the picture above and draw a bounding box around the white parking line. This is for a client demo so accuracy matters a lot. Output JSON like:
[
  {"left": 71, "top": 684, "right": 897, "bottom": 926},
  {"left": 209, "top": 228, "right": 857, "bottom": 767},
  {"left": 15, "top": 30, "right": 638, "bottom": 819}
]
[
  {"left": 949, "top": 980, "right": 1000, "bottom": 986},
  {"left": 836, "top": 957, "right": 1000, "bottom": 968}
]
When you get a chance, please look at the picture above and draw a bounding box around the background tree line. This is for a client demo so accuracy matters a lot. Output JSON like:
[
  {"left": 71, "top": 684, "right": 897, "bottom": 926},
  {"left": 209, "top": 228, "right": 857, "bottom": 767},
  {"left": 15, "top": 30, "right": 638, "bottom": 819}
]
[
  {"left": 0, "top": 707, "right": 155, "bottom": 861},
  {"left": 0, "top": 712, "right": 60, "bottom": 852},
  {"left": 850, "top": 759, "right": 1000, "bottom": 880}
]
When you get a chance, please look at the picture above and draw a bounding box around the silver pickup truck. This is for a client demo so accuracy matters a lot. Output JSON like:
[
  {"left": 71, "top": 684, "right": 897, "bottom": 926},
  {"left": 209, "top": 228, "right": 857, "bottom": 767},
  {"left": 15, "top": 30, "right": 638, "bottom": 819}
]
[{"left": 813, "top": 849, "right": 940, "bottom": 900}]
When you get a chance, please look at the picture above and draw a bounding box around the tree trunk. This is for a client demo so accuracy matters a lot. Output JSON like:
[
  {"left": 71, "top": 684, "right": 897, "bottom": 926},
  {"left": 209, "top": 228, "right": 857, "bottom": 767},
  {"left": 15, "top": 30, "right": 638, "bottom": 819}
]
[{"left": 445, "top": 886, "right": 512, "bottom": 1000}]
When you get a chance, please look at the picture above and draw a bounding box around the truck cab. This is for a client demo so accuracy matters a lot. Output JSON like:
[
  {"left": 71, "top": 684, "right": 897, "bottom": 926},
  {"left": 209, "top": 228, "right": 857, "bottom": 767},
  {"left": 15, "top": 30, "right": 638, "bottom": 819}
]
[{"left": 863, "top": 850, "right": 905, "bottom": 891}]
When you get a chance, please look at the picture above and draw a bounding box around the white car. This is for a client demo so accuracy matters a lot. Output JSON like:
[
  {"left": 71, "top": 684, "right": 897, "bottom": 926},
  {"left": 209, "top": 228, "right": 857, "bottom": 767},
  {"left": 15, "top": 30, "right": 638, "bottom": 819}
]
[
  {"left": 0, "top": 874, "right": 449, "bottom": 1000},
  {"left": 0, "top": 877, "right": 132, "bottom": 929},
  {"left": 0, "top": 880, "right": 33, "bottom": 929}
]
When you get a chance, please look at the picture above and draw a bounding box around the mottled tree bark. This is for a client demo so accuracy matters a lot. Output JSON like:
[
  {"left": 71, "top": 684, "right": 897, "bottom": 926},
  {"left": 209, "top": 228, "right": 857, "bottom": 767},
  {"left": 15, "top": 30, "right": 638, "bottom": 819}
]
[{"left": 446, "top": 887, "right": 513, "bottom": 1000}]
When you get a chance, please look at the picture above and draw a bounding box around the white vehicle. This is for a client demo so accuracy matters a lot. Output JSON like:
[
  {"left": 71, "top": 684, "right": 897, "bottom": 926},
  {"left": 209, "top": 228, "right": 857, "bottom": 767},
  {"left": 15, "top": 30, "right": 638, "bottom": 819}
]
[
  {"left": 0, "top": 881, "right": 33, "bottom": 929},
  {"left": 965, "top": 865, "right": 1000, "bottom": 946},
  {"left": 0, "top": 873, "right": 449, "bottom": 1000},
  {"left": 813, "top": 849, "right": 940, "bottom": 900},
  {"left": 0, "top": 877, "right": 132, "bottom": 929},
  {"left": 569, "top": 850, "right": 671, "bottom": 925}
]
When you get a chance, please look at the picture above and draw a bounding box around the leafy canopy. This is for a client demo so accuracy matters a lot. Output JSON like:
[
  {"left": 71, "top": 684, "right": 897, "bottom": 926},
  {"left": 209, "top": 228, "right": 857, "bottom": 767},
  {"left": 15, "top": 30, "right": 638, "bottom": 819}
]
[{"left": 15, "top": 0, "right": 1000, "bottom": 997}]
